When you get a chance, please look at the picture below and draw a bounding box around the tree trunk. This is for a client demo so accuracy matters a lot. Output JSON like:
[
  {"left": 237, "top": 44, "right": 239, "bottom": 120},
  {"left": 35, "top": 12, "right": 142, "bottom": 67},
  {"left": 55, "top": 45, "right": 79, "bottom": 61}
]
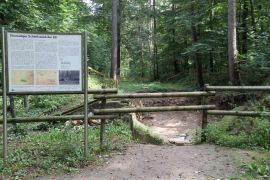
[
  {"left": 111, "top": 0, "right": 119, "bottom": 81},
  {"left": 117, "top": 0, "right": 121, "bottom": 76},
  {"left": 141, "top": 40, "right": 144, "bottom": 79},
  {"left": 209, "top": 0, "right": 215, "bottom": 73},
  {"left": 241, "top": 0, "right": 248, "bottom": 55},
  {"left": 152, "top": 0, "right": 159, "bottom": 80},
  {"left": 172, "top": 3, "right": 179, "bottom": 74},
  {"left": 249, "top": 0, "right": 256, "bottom": 33},
  {"left": 148, "top": 0, "right": 153, "bottom": 79},
  {"left": 153, "top": 0, "right": 159, "bottom": 80},
  {"left": 209, "top": 51, "right": 214, "bottom": 72},
  {"left": 190, "top": 1, "right": 204, "bottom": 89},
  {"left": 139, "top": 22, "right": 144, "bottom": 80},
  {"left": 228, "top": 0, "right": 240, "bottom": 85},
  {"left": 9, "top": 96, "right": 16, "bottom": 118},
  {"left": 23, "top": 95, "right": 29, "bottom": 109}
]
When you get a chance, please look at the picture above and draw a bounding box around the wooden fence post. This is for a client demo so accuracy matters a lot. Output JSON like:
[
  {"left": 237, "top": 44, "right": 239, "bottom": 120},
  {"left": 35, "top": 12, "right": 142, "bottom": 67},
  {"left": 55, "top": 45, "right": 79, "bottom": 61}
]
[
  {"left": 130, "top": 114, "right": 135, "bottom": 139},
  {"left": 23, "top": 95, "right": 29, "bottom": 109},
  {"left": 9, "top": 96, "right": 16, "bottom": 118},
  {"left": 100, "top": 86, "right": 106, "bottom": 147},
  {"left": 201, "top": 84, "right": 209, "bottom": 142}
]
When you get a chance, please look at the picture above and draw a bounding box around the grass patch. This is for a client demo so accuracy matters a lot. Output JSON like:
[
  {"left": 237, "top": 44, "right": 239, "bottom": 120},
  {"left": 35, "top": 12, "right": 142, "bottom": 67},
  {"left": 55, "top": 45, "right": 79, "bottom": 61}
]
[
  {"left": 131, "top": 113, "right": 164, "bottom": 145},
  {"left": 205, "top": 116, "right": 270, "bottom": 149},
  {"left": 206, "top": 117, "right": 270, "bottom": 179},
  {"left": 133, "top": 125, "right": 164, "bottom": 145},
  {"left": 205, "top": 93, "right": 270, "bottom": 149},
  {"left": 0, "top": 120, "right": 132, "bottom": 179},
  {"left": 240, "top": 151, "right": 270, "bottom": 179},
  {"left": 119, "top": 81, "right": 194, "bottom": 93},
  {"left": 204, "top": 94, "right": 270, "bottom": 179}
]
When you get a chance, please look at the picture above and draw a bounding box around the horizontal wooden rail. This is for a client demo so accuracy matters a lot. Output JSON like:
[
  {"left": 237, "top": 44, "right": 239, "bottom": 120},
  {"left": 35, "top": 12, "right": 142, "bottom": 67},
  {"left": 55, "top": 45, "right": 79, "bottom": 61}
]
[
  {"left": 93, "top": 105, "right": 216, "bottom": 114},
  {"left": 94, "top": 91, "right": 216, "bottom": 99},
  {"left": 0, "top": 115, "right": 118, "bottom": 124},
  {"left": 87, "top": 89, "right": 118, "bottom": 94},
  {"left": 207, "top": 110, "right": 270, "bottom": 117},
  {"left": 205, "top": 85, "right": 270, "bottom": 92},
  {"left": 0, "top": 89, "right": 118, "bottom": 95}
]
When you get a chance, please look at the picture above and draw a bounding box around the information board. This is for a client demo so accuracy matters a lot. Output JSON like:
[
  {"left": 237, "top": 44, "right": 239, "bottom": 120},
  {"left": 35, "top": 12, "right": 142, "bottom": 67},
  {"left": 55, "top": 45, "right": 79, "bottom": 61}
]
[{"left": 6, "top": 32, "right": 83, "bottom": 93}]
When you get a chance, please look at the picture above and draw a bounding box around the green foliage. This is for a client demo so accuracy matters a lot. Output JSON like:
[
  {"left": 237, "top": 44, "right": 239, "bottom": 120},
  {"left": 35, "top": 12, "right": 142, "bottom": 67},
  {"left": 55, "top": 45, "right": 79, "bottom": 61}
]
[
  {"left": 0, "top": 120, "right": 132, "bottom": 179},
  {"left": 1, "top": 0, "right": 270, "bottom": 85},
  {"left": 89, "top": 31, "right": 111, "bottom": 74},
  {"left": 205, "top": 93, "right": 270, "bottom": 149},
  {"left": 119, "top": 81, "right": 194, "bottom": 93},
  {"left": 29, "top": 95, "right": 70, "bottom": 111},
  {"left": 240, "top": 152, "right": 270, "bottom": 179},
  {"left": 205, "top": 116, "right": 270, "bottom": 150},
  {"left": 133, "top": 124, "right": 164, "bottom": 145}
]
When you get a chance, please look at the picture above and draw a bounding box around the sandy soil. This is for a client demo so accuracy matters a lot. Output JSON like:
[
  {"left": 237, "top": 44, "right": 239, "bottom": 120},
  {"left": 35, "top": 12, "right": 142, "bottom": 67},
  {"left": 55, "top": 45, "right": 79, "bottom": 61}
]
[
  {"left": 37, "top": 97, "right": 252, "bottom": 180},
  {"left": 141, "top": 111, "right": 201, "bottom": 142},
  {"left": 39, "top": 144, "right": 251, "bottom": 180},
  {"left": 134, "top": 97, "right": 202, "bottom": 142}
]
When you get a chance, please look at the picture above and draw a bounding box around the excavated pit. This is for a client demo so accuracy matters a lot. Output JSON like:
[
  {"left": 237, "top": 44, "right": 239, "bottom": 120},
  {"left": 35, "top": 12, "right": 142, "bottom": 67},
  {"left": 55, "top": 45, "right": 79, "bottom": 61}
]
[{"left": 132, "top": 97, "right": 201, "bottom": 144}]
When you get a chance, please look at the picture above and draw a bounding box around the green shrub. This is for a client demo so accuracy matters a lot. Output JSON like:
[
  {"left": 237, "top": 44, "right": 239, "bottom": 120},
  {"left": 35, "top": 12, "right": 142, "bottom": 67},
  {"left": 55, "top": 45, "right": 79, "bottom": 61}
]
[
  {"left": 0, "top": 120, "right": 132, "bottom": 179},
  {"left": 242, "top": 152, "right": 270, "bottom": 178},
  {"left": 205, "top": 117, "right": 270, "bottom": 150}
]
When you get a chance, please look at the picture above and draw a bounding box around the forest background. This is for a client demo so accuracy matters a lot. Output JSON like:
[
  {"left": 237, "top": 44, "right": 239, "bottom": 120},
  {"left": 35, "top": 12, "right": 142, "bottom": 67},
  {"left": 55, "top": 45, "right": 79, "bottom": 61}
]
[
  {"left": 1, "top": 0, "right": 269, "bottom": 87},
  {"left": 1, "top": 1, "right": 270, "bottom": 179}
]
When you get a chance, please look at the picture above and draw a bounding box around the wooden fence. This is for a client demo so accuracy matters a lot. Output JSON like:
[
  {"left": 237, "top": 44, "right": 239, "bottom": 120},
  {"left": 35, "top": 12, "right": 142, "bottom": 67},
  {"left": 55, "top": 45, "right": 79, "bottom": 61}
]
[
  {"left": 1, "top": 85, "right": 270, "bottom": 160},
  {"left": 204, "top": 84, "right": 270, "bottom": 117}
]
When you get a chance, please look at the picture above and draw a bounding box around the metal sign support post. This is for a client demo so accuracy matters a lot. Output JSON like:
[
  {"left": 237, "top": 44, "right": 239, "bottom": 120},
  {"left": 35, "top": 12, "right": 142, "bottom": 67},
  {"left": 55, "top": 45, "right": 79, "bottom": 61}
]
[
  {"left": 2, "top": 27, "right": 7, "bottom": 161},
  {"left": 84, "top": 32, "right": 88, "bottom": 157}
]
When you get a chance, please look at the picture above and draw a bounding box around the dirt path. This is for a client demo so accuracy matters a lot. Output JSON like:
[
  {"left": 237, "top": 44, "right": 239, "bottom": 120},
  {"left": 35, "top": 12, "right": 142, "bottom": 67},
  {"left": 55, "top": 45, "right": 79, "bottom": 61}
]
[
  {"left": 38, "top": 97, "right": 252, "bottom": 179},
  {"left": 141, "top": 111, "right": 200, "bottom": 143},
  {"left": 134, "top": 97, "right": 201, "bottom": 143},
  {"left": 40, "top": 144, "right": 251, "bottom": 180}
]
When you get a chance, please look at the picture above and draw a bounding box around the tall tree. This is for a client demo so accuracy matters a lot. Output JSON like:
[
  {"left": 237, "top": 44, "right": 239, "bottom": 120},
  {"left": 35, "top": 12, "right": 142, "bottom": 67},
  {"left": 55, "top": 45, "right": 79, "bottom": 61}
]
[
  {"left": 117, "top": 0, "right": 121, "bottom": 76},
  {"left": 152, "top": 0, "right": 159, "bottom": 80},
  {"left": 241, "top": 0, "right": 248, "bottom": 55},
  {"left": 249, "top": 0, "right": 256, "bottom": 33},
  {"left": 111, "top": 0, "right": 119, "bottom": 81},
  {"left": 190, "top": 0, "right": 204, "bottom": 88},
  {"left": 209, "top": 0, "right": 215, "bottom": 73},
  {"left": 171, "top": 2, "right": 179, "bottom": 74},
  {"left": 228, "top": 0, "right": 239, "bottom": 85}
]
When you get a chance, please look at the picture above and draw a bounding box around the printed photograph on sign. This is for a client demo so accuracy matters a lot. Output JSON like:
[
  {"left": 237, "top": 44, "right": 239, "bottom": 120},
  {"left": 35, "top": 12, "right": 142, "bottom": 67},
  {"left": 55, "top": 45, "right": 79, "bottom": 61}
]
[
  {"left": 6, "top": 32, "right": 83, "bottom": 93},
  {"left": 59, "top": 70, "right": 80, "bottom": 85},
  {"left": 36, "top": 70, "right": 57, "bottom": 85},
  {"left": 11, "top": 70, "right": 34, "bottom": 85}
]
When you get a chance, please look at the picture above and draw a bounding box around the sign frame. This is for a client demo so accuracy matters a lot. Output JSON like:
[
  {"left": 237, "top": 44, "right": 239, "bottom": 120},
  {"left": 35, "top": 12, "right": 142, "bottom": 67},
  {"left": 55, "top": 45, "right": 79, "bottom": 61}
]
[
  {"left": 4, "top": 30, "right": 86, "bottom": 95},
  {"left": 2, "top": 28, "right": 89, "bottom": 160}
]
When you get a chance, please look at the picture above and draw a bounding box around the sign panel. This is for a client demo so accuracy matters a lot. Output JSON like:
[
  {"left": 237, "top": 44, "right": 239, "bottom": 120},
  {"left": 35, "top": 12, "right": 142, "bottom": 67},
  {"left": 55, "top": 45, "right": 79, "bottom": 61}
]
[{"left": 6, "top": 32, "right": 83, "bottom": 93}]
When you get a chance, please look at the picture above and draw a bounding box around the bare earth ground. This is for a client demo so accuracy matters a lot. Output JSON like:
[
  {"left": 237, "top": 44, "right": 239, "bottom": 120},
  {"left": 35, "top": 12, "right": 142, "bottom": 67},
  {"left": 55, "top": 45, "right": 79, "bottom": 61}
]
[
  {"left": 134, "top": 97, "right": 201, "bottom": 142},
  {"left": 38, "top": 98, "right": 252, "bottom": 180},
  {"left": 139, "top": 111, "right": 201, "bottom": 142},
  {"left": 39, "top": 144, "right": 251, "bottom": 180}
]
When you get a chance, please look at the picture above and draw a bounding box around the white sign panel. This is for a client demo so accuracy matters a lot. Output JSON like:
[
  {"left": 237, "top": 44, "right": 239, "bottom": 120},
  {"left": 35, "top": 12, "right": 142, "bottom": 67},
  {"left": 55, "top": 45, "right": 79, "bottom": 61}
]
[{"left": 6, "top": 32, "right": 83, "bottom": 93}]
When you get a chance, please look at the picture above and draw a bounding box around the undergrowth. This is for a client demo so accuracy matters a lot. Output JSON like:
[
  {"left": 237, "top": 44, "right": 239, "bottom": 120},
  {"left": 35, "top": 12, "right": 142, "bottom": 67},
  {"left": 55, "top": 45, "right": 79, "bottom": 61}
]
[
  {"left": 133, "top": 125, "right": 164, "bottom": 145},
  {"left": 0, "top": 120, "right": 132, "bottom": 179},
  {"left": 205, "top": 116, "right": 270, "bottom": 149},
  {"left": 241, "top": 152, "right": 270, "bottom": 179},
  {"left": 205, "top": 94, "right": 270, "bottom": 178},
  {"left": 119, "top": 81, "right": 194, "bottom": 93}
]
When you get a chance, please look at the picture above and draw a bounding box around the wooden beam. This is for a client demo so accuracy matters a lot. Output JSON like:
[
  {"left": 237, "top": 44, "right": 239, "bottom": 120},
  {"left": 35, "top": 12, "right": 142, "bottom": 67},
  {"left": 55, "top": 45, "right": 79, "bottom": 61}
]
[
  {"left": 205, "top": 85, "right": 270, "bottom": 91},
  {"left": 0, "top": 115, "right": 118, "bottom": 124},
  {"left": 0, "top": 89, "right": 118, "bottom": 95},
  {"left": 207, "top": 110, "right": 270, "bottom": 117},
  {"left": 93, "top": 105, "right": 216, "bottom": 114},
  {"left": 94, "top": 91, "right": 216, "bottom": 99},
  {"left": 88, "top": 89, "right": 118, "bottom": 94}
]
